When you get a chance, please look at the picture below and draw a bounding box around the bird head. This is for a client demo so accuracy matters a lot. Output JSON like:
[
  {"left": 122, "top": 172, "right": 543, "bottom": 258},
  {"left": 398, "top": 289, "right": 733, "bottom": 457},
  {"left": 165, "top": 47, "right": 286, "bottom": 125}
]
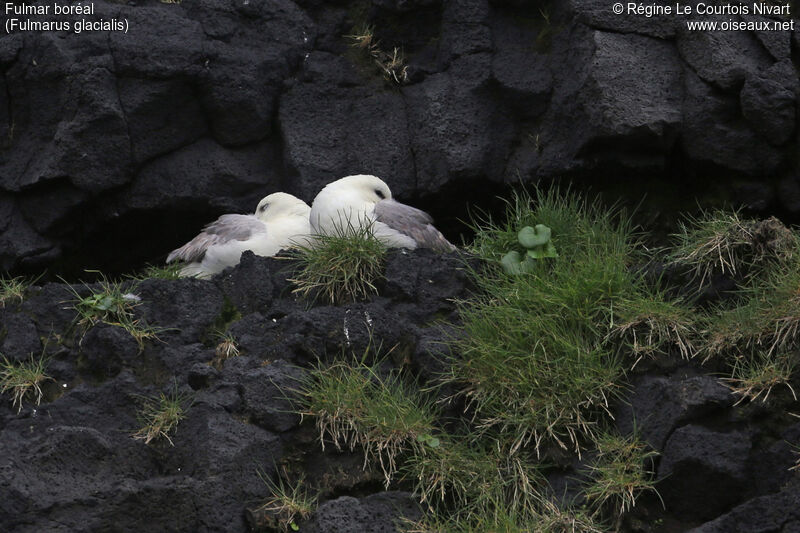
[
  {"left": 331, "top": 174, "right": 393, "bottom": 205},
  {"left": 255, "top": 193, "right": 311, "bottom": 222}
]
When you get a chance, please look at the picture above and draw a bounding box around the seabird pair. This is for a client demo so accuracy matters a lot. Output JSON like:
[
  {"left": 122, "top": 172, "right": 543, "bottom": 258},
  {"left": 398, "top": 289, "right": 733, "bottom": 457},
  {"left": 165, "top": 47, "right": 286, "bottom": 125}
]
[{"left": 166, "top": 175, "right": 454, "bottom": 278}]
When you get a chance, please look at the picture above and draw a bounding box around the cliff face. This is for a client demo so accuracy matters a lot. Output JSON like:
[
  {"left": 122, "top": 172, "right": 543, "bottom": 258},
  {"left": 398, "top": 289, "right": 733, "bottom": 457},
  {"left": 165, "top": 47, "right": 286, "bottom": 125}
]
[
  {"left": 0, "top": 250, "right": 467, "bottom": 532},
  {"left": 1, "top": 250, "right": 799, "bottom": 532},
  {"left": 1, "top": 0, "right": 798, "bottom": 273}
]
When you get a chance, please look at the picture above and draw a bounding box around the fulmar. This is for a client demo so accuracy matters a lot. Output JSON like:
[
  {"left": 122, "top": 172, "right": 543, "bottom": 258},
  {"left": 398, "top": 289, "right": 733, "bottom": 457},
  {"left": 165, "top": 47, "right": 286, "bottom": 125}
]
[
  {"left": 309, "top": 174, "right": 455, "bottom": 252},
  {"left": 167, "top": 192, "right": 311, "bottom": 278}
]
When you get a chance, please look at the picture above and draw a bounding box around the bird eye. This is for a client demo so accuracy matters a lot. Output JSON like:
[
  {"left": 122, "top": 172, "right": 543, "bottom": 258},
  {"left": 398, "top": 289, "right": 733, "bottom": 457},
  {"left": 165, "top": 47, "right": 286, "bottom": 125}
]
[
  {"left": 260, "top": 204, "right": 269, "bottom": 212},
  {"left": 375, "top": 188, "right": 386, "bottom": 200}
]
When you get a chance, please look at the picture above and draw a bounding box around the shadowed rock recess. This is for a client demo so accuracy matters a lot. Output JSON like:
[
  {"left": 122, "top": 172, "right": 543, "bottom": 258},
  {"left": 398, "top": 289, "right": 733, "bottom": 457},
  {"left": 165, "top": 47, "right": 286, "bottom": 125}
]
[{"left": 1, "top": 0, "right": 799, "bottom": 273}]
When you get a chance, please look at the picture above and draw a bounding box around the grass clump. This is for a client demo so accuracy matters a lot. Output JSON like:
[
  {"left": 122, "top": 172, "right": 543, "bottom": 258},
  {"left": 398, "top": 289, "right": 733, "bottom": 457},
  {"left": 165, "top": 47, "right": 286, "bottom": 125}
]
[
  {"left": 669, "top": 211, "right": 797, "bottom": 287},
  {"left": 289, "top": 222, "right": 387, "bottom": 305},
  {"left": 401, "top": 429, "right": 607, "bottom": 533},
  {"left": 610, "top": 288, "right": 696, "bottom": 366},
  {"left": 723, "top": 351, "right": 798, "bottom": 404},
  {"left": 345, "top": 24, "right": 409, "bottom": 84},
  {"left": 0, "top": 275, "right": 34, "bottom": 308},
  {"left": 298, "top": 354, "right": 437, "bottom": 487},
  {"left": 447, "top": 188, "right": 636, "bottom": 455},
  {"left": 257, "top": 470, "right": 317, "bottom": 532},
  {"left": 669, "top": 209, "right": 751, "bottom": 285},
  {"left": 132, "top": 383, "right": 192, "bottom": 446},
  {"left": 403, "top": 435, "right": 543, "bottom": 518},
  {"left": 582, "top": 432, "right": 660, "bottom": 523},
  {"left": 131, "top": 263, "right": 183, "bottom": 280},
  {"left": 701, "top": 255, "right": 800, "bottom": 359},
  {"left": 0, "top": 354, "right": 52, "bottom": 412},
  {"left": 402, "top": 494, "right": 605, "bottom": 533},
  {"left": 65, "top": 271, "right": 160, "bottom": 350},
  {"left": 210, "top": 331, "right": 240, "bottom": 370}
]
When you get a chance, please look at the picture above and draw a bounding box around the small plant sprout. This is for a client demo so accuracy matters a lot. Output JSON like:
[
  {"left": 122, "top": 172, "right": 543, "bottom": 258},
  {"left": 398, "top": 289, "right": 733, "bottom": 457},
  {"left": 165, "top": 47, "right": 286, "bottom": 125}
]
[
  {"left": 500, "top": 224, "right": 557, "bottom": 275},
  {"left": 65, "top": 272, "right": 160, "bottom": 350},
  {"left": 133, "top": 383, "right": 192, "bottom": 446},
  {"left": 583, "top": 432, "right": 660, "bottom": 523},
  {"left": 0, "top": 275, "right": 32, "bottom": 308},
  {"left": 257, "top": 470, "right": 317, "bottom": 532},
  {"left": 0, "top": 354, "right": 52, "bottom": 412},
  {"left": 289, "top": 220, "right": 387, "bottom": 305},
  {"left": 723, "top": 352, "right": 797, "bottom": 405}
]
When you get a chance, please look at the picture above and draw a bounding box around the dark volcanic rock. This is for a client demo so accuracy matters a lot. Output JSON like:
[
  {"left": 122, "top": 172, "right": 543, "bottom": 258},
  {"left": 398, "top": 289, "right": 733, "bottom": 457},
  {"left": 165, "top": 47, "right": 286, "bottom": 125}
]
[
  {"left": 615, "top": 374, "right": 735, "bottom": 450},
  {"left": 79, "top": 323, "right": 142, "bottom": 379},
  {"left": 136, "top": 278, "right": 225, "bottom": 344},
  {"left": 238, "top": 359, "right": 306, "bottom": 433},
  {"left": 688, "top": 479, "right": 800, "bottom": 533},
  {"left": 740, "top": 60, "right": 798, "bottom": 146},
  {"left": 0, "top": 312, "right": 42, "bottom": 359},
  {"left": 676, "top": 16, "right": 772, "bottom": 91},
  {"left": 683, "top": 69, "right": 783, "bottom": 176},
  {"left": 304, "top": 491, "right": 422, "bottom": 532},
  {"left": 658, "top": 425, "right": 752, "bottom": 521},
  {"left": 278, "top": 55, "right": 416, "bottom": 200}
]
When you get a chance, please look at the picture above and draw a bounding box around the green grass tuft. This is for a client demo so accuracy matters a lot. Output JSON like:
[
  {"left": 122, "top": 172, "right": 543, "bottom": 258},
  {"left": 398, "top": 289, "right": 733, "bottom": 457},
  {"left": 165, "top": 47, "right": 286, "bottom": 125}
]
[
  {"left": 447, "top": 188, "right": 636, "bottom": 456},
  {"left": 701, "top": 254, "right": 800, "bottom": 359},
  {"left": 723, "top": 351, "right": 798, "bottom": 405},
  {"left": 0, "top": 275, "right": 34, "bottom": 308},
  {"left": 403, "top": 434, "right": 543, "bottom": 519},
  {"left": 611, "top": 287, "right": 697, "bottom": 366},
  {"left": 669, "top": 211, "right": 797, "bottom": 287},
  {"left": 582, "top": 432, "right": 660, "bottom": 521},
  {"left": 0, "top": 354, "right": 52, "bottom": 413},
  {"left": 256, "top": 470, "right": 317, "bottom": 532},
  {"left": 289, "top": 221, "right": 387, "bottom": 305},
  {"left": 132, "top": 383, "right": 192, "bottom": 446},
  {"left": 64, "top": 271, "right": 160, "bottom": 351},
  {"left": 131, "top": 263, "right": 183, "bottom": 280},
  {"left": 298, "top": 352, "right": 437, "bottom": 487}
]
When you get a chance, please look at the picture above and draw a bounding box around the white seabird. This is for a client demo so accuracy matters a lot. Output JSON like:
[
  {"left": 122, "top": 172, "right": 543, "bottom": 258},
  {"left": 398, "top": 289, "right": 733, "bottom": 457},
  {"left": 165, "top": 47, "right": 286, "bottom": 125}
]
[
  {"left": 167, "top": 192, "right": 312, "bottom": 278},
  {"left": 309, "top": 174, "right": 456, "bottom": 252}
]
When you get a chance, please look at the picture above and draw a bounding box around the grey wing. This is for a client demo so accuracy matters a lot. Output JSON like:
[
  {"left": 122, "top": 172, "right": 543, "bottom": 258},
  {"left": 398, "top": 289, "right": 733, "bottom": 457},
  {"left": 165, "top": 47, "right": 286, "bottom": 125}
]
[
  {"left": 167, "top": 214, "right": 267, "bottom": 263},
  {"left": 373, "top": 199, "right": 456, "bottom": 253}
]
